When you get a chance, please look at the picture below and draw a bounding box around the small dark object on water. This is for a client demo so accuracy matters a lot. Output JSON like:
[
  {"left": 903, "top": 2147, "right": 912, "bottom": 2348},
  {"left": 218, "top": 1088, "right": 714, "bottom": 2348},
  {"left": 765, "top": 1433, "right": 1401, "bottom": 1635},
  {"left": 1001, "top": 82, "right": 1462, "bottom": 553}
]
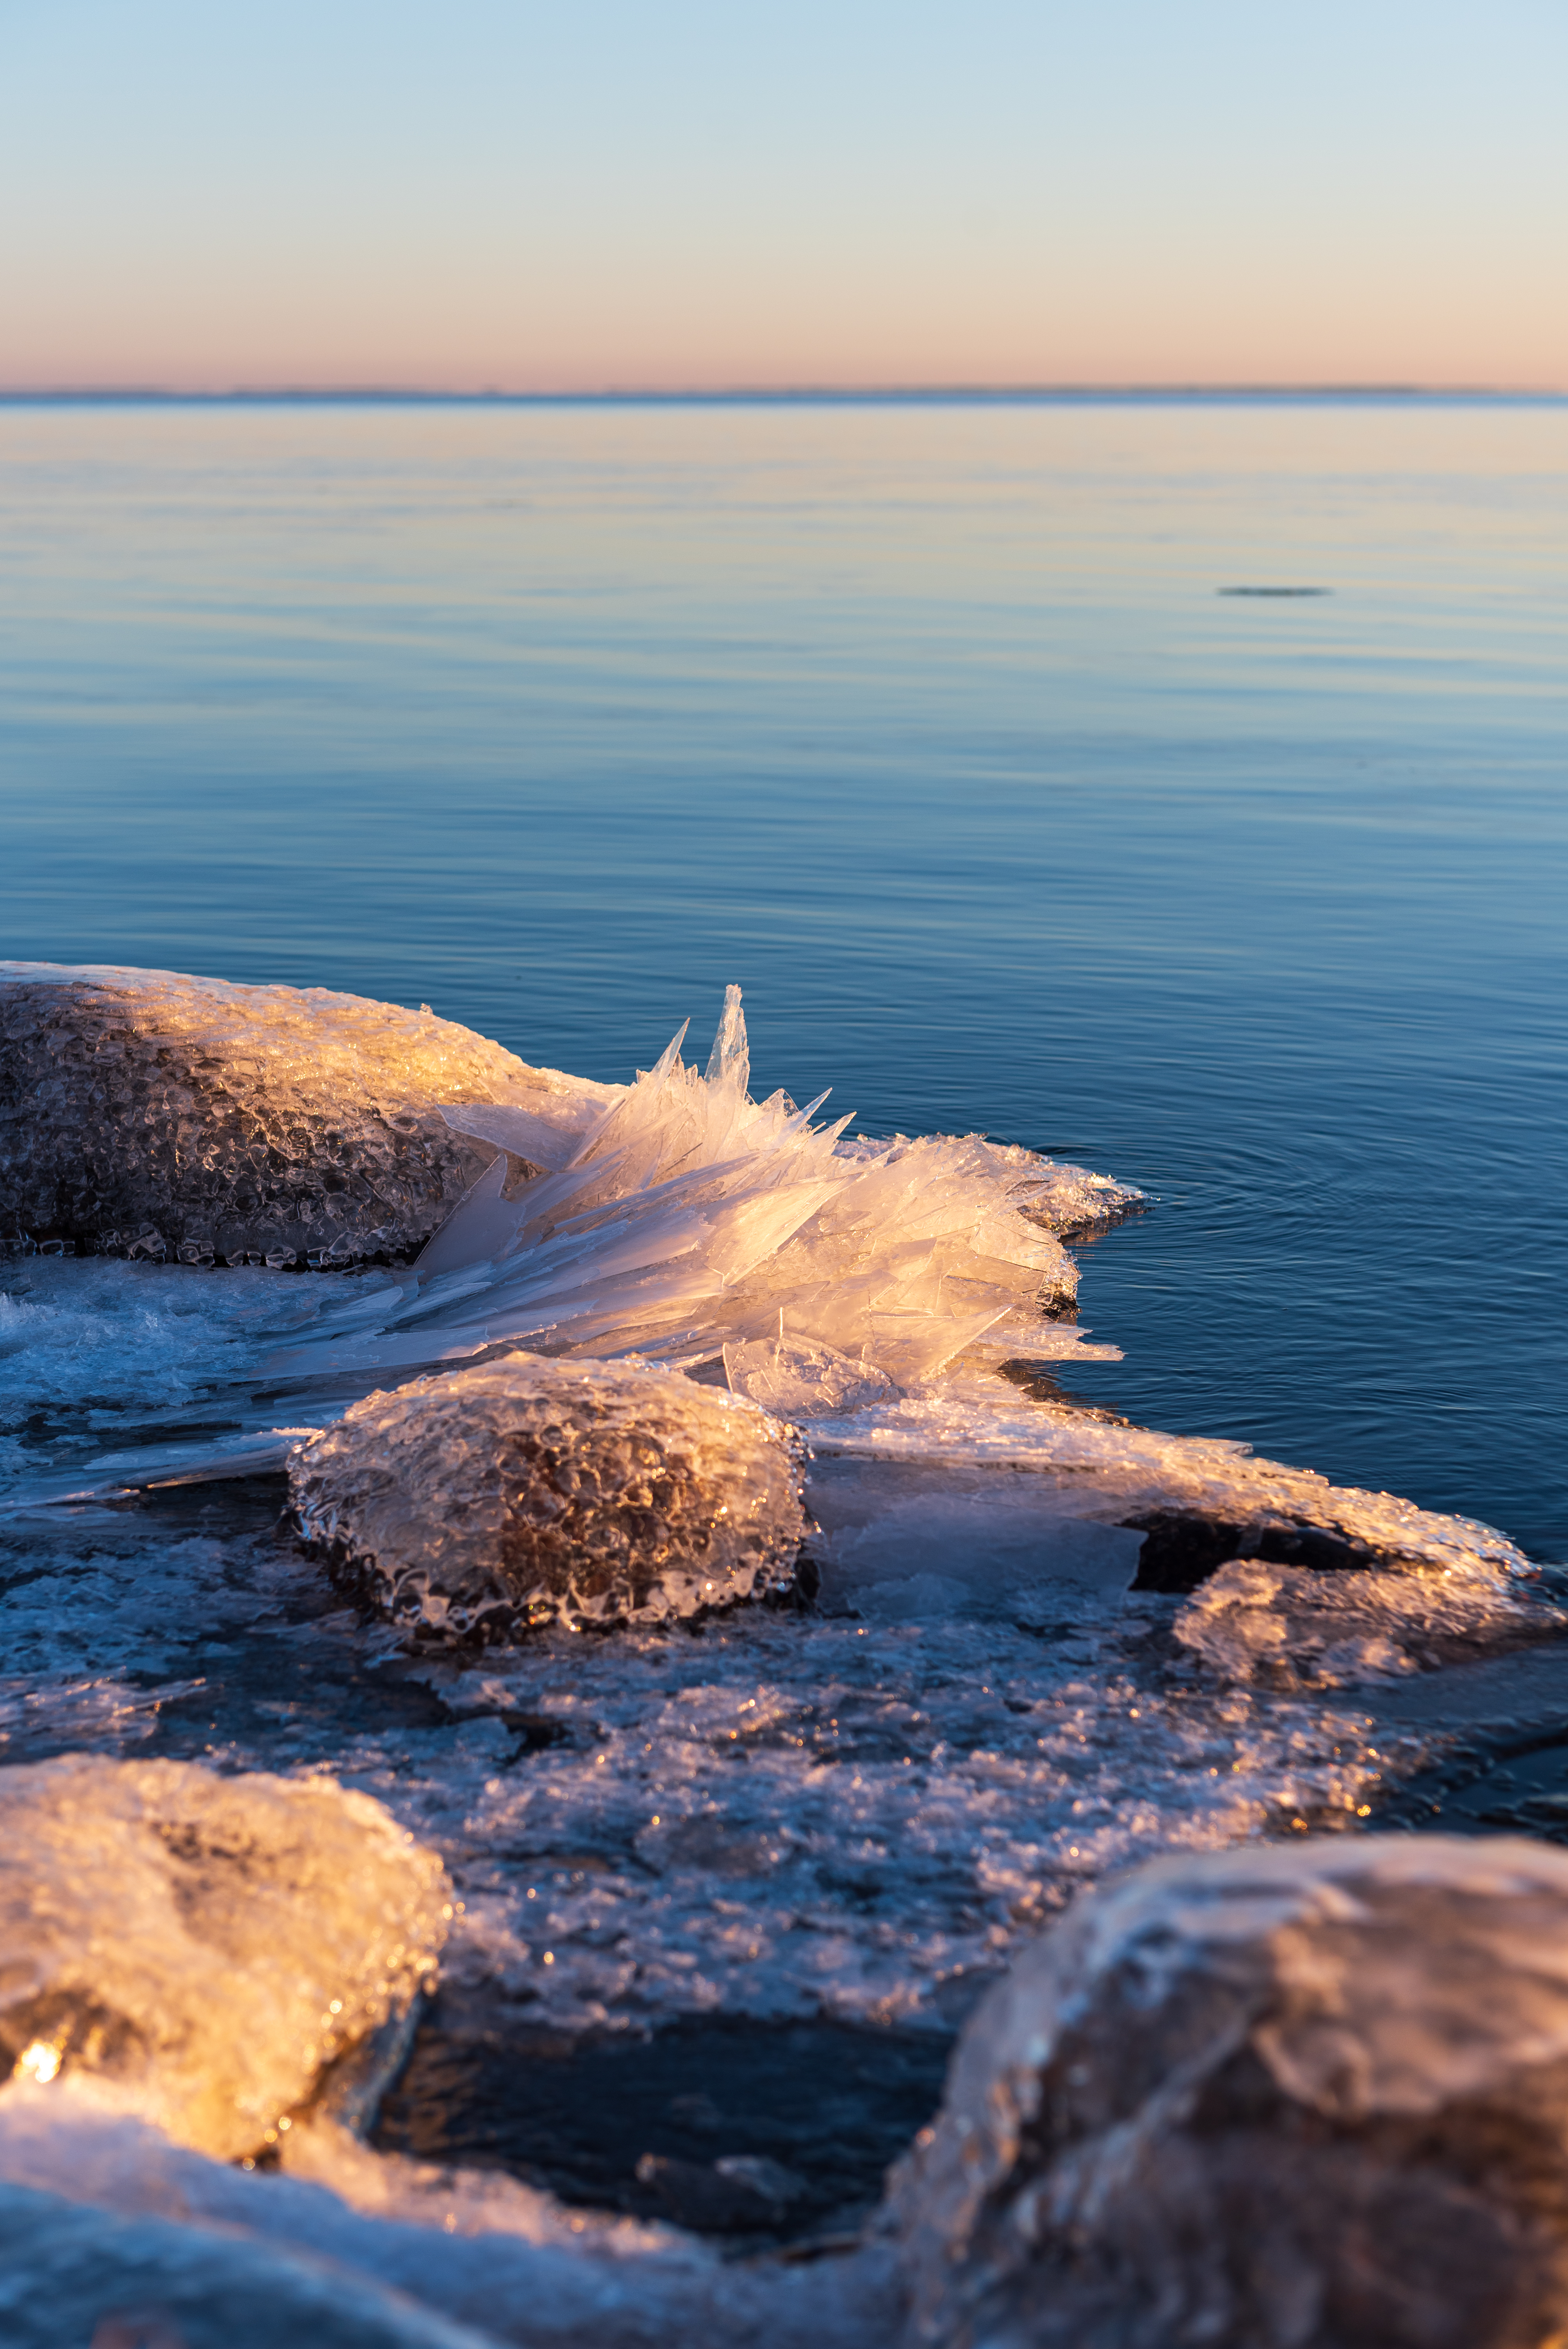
[{"left": 1218, "top": 584, "right": 1332, "bottom": 596}]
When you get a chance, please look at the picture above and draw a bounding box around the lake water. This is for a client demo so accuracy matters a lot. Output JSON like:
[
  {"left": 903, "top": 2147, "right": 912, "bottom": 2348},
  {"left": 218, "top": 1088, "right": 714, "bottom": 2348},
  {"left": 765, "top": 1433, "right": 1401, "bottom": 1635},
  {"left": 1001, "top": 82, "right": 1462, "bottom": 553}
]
[
  {"left": 2, "top": 393, "right": 1563, "bottom": 1553},
  {"left": 0, "top": 395, "right": 1566, "bottom": 2338}
]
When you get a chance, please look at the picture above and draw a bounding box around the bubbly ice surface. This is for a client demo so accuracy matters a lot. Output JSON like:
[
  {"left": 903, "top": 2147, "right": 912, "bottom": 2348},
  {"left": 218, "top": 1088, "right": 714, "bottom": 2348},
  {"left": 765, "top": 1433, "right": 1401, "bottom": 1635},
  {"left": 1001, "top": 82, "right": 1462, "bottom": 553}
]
[
  {"left": 0, "top": 958, "right": 618, "bottom": 1266},
  {"left": 291, "top": 1357, "right": 807, "bottom": 1636}
]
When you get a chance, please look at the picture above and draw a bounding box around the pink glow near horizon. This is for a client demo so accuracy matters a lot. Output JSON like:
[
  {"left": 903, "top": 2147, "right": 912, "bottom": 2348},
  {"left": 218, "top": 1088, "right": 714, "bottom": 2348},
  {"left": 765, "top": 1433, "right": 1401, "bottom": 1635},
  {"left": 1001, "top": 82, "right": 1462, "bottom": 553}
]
[{"left": 1, "top": 0, "right": 1564, "bottom": 395}]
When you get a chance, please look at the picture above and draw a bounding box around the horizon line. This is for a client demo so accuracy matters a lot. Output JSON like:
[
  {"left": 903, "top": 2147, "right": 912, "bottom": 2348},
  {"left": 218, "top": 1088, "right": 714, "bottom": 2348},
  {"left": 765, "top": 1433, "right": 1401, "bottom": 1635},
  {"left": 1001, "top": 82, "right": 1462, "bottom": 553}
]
[{"left": 0, "top": 381, "right": 1564, "bottom": 407}]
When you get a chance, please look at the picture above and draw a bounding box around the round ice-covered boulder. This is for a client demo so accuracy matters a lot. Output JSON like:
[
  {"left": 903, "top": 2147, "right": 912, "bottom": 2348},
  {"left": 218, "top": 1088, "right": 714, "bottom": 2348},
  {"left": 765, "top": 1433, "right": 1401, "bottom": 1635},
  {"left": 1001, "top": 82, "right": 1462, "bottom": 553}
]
[
  {"left": 0, "top": 960, "right": 605, "bottom": 1265},
  {"left": 290, "top": 1356, "right": 809, "bottom": 1638},
  {"left": 0, "top": 1756, "right": 448, "bottom": 2160},
  {"left": 893, "top": 1836, "right": 1568, "bottom": 2349}
]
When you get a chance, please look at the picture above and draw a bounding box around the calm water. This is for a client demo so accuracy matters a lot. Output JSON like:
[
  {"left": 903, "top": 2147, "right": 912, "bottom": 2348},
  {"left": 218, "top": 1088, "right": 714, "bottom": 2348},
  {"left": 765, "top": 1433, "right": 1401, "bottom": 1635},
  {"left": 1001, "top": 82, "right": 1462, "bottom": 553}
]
[{"left": 1, "top": 396, "right": 1563, "bottom": 1552}]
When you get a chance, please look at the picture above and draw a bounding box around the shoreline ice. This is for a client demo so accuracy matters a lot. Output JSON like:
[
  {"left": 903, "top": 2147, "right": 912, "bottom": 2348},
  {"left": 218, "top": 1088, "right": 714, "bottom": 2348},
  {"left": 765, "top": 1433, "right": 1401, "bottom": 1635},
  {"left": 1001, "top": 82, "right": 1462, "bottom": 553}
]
[{"left": 2, "top": 966, "right": 1564, "bottom": 2343}]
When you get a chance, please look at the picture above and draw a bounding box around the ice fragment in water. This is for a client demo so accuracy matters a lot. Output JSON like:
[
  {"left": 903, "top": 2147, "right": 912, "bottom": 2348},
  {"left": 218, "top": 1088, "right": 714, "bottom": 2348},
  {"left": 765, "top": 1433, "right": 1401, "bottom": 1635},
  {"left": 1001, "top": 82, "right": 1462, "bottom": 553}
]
[
  {"left": 290, "top": 1355, "right": 808, "bottom": 1639},
  {"left": 0, "top": 959, "right": 616, "bottom": 1267},
  {"left": 894, "top": 1834, "right": 1568, "bottom": 2349},
  {"left": 0, "top": 1756, "right": 448, "bottom": 2159}
]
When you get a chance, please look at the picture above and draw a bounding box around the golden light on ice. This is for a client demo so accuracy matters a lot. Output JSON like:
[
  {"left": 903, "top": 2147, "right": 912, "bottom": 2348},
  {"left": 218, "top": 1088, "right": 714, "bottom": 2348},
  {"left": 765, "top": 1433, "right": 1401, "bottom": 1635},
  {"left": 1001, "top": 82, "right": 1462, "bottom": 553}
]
[{"left": 14, "top": 2039, "right": 62, "bottom": 2084}]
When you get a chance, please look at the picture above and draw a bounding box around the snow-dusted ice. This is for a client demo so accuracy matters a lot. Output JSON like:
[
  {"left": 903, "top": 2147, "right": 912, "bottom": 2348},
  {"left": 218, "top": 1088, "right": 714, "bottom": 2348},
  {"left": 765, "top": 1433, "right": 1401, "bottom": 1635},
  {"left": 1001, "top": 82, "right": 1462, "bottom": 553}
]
[{"left": 0, "top": 972, "right": 1563, "bottom": 2346}]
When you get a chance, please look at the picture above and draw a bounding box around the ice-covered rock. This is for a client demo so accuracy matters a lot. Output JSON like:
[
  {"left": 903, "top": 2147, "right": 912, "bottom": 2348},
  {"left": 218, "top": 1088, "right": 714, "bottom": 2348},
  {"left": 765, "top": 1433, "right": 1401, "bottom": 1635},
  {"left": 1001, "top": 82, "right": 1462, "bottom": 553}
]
[
  {"left": 0, "top": 960, "right": 615, "bottom": 1266},
  {"left": 0, "top": 2180, "right": 500, "bottom": 2349},
  {"left": 893, "top": 1834, "right": 1568, "bottom": 2349},
  {"left": 0, "top": 1755, "right": 448, "bottom": 2159},
  {"left": 290, "top": 1355, "right": 809, "bottom": 1639}
]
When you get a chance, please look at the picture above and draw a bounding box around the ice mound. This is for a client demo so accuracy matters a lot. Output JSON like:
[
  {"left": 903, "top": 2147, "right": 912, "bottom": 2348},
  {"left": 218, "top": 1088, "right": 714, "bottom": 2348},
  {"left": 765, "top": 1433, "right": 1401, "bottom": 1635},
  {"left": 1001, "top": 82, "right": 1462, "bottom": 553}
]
[
  {"left": 0, "top": 959, "right": 616, "bottom": 1267},
  {"left": 893, "top": 1835, "right": 1568, "bottom": 2349},
  {"left": 0, "top": 1755, "right": 448, "bottom": 2158},
  {"left": 262, "top": 986, "right": 1137, "bottom": 1396},
  {"left": 0, "top": 2095, "right": 901, "bottom": 2349},
  {"left": 0, "top": 2179, "right": 498, "bottom": 2349},
  {"left": 290, "top": 1355, "right": 809, "bottom": 1638},
  {"left": 1171, "top": 1555, "right": 1557, "bottom": 1690}
]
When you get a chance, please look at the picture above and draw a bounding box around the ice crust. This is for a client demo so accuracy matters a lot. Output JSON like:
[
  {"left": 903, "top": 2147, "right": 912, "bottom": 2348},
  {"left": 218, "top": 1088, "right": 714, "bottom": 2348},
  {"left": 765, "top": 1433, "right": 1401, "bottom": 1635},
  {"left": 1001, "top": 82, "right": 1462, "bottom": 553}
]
[
  {"left": 0, "top": 970, "right": 1137, "bottom": 1408},
  {"left": 16, "top": 1840, "right": 1568, "bottom": 2349},
  {"left": 0, "top": 959, "right": 617, "bottom": 1267},
  {"left": 1170, "top": 1555, "right": 1548, "bottom": 1690},
  {"left": 0, "top": 1391, "right": 1559, "bottom": 2346},
  {"left": 291, "top": 1357, "right": 808, "bottom": 1638},
  {"left": 0, "top": 2092, "right": 900, "bottom": 2349},
  {"left": 812, "top": 1376, "right": 1534, "bottom": 1586},
  {"left": 0, "top": 1755, "right": 448, "bottom": 2158},
  {"left": 0, "top": 2176, "right": 500, "bottom": 2349},
  {"left": 0, "top": 1451, "right": 1419, "bottom": 2040},
  {"left": 892, "top": 1836, "right": 1568, "bottom": 2349}
]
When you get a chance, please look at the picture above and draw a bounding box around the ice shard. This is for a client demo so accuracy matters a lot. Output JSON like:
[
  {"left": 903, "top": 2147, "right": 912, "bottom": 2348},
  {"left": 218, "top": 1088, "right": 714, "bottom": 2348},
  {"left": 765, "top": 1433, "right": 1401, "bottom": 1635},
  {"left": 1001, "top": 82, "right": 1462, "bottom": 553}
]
[
  {"left": 262, "top": 985, "right": 1139, "bottom": 1399},
  {"left": 289, "top": 1355, "right": 809, "bottom": 1639}
]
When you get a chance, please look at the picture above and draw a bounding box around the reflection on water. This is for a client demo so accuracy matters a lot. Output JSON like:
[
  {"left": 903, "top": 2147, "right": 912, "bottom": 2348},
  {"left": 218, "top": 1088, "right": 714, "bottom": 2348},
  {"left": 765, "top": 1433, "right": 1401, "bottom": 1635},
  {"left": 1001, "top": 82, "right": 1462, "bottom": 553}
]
[{"left": 1, "top": 395, "right": 1562, "bottom": 1551}]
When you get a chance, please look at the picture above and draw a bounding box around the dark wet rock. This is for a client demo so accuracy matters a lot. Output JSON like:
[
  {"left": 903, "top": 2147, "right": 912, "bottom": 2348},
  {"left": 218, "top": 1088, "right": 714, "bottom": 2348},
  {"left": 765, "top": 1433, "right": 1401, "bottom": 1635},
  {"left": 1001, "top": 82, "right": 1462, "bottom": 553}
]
[
  {"left": 1121, "top": 1506, "right": 1511, "bottom": 1594},
  {"left": 291, "top": 1356, "right": 807, "bottom": 1639},
  {"left": 892, "top": 1835, "right": 1568, "bottom": 2349},
  {"left": 0, "top": 960, "right": 604, "bottom": 1266},
  {"left": 1379, "top": 1725, "right": 1568, "bottom": 1846},
  {"left": 1123, "top": 1508, "right": 1412, "bottom": 1592},
  {"left": 634, "top": 2149, "right": 810, "bottom": 2234}
]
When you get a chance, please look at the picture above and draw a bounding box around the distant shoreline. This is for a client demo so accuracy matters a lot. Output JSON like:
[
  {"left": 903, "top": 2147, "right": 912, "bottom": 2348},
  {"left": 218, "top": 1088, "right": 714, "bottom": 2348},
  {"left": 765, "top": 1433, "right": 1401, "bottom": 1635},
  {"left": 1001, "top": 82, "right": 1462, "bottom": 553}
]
[{"left": 0, "top": 384, "right": 1564, "bottom": 410}]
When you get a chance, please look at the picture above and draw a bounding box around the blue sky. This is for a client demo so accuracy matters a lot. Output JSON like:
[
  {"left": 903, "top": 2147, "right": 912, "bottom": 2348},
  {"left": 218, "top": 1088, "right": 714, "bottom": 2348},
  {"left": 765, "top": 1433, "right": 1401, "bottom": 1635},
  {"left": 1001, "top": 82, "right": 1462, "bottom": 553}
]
[{"left": 2, "top": 0, "right": 1563, "bottom": 389}]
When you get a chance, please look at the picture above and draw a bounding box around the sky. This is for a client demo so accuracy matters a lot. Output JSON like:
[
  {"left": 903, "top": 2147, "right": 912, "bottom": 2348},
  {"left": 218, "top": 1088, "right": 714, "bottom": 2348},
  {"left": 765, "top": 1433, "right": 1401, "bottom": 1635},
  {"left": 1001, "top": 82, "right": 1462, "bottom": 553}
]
[{"left": 0, "top": 0, "right": 1564, "bottom": 394}]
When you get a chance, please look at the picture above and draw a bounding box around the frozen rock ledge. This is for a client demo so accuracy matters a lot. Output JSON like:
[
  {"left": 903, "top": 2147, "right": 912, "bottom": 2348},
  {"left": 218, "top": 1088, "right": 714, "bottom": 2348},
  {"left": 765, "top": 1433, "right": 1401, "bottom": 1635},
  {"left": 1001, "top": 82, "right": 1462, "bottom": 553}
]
[
  {"left": 893, "top": 1834, "right": 1568, "bottom": 2349},
  {"left": 0, "top": 960, "right": 614, "bottom": 1266},
  {"left": 290, "top": 1356, "right": 809, "bottom": 1638}
]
